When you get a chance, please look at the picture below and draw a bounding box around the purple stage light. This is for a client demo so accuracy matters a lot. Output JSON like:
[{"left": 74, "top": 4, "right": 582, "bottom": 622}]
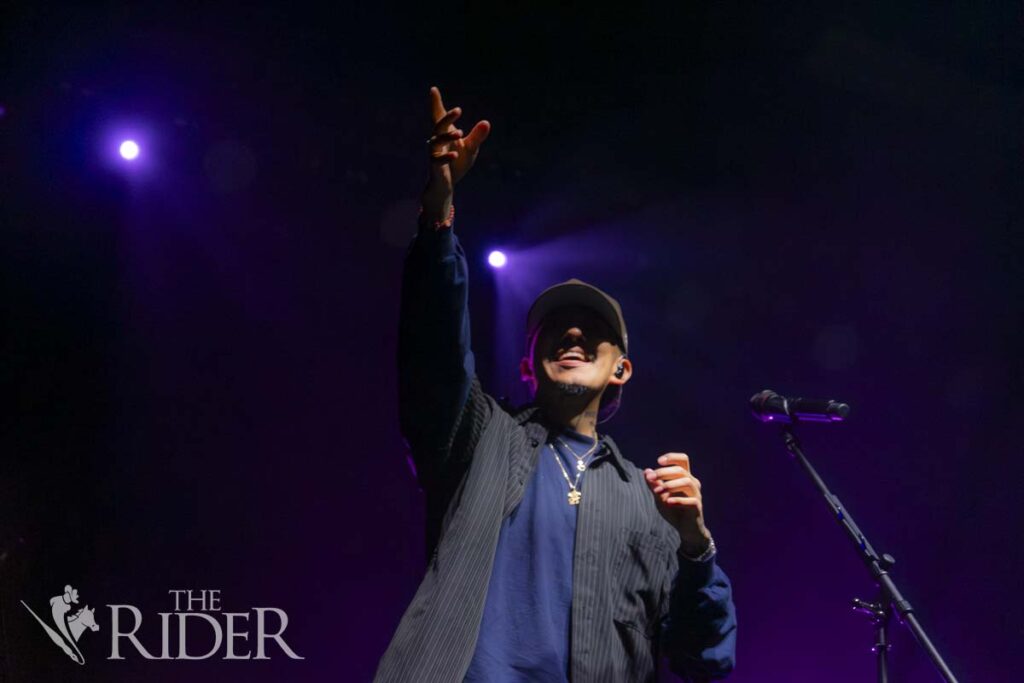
[
  {"left": 488, "top": 250, "right": 507, "bottom": 268},
  {"left": 119, "top": 139, "right": 140, "bottom": 160},
  {"left": 103, "top": 125, "right": 152, "bottom": 174}
]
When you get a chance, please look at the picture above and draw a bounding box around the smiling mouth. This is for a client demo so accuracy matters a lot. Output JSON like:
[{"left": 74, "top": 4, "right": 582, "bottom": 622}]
[{"left": 554, "top": 348, "right": 590, "bottom": 367}]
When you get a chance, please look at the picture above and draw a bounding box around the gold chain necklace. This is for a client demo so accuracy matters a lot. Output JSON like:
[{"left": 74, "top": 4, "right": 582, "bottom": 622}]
[
  {"left": 550, "top": 436, "right": 600, "bottom": 506},
  {"left": 550, "top": 448, "right": 584, "bottom": 505},
  {"left": 557, "top": 435, "right": 600, "bottom": 472}
]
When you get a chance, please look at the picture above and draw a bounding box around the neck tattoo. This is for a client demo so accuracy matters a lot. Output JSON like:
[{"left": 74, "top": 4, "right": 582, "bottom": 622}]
[{"left": 554, "top": 381, "right": 588, "bottom": 397}]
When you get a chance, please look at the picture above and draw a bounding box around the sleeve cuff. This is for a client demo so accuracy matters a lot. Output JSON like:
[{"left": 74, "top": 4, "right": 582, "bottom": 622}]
[{"left": 676, "top": 546, "right": 717, "bottom": 588}]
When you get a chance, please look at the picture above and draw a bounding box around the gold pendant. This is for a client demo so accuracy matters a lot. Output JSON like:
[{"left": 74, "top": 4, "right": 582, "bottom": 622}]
[
  {"left": 576, "top": 461, "right": 586, "bottom": 472},
  {"left": 567, "top": 489, "right": 581, "bottom": 505}
]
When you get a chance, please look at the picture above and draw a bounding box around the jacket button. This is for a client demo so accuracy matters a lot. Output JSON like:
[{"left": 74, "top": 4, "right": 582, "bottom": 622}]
[{"left": 529, "top": 438, "right": 539, "bottom": 447}]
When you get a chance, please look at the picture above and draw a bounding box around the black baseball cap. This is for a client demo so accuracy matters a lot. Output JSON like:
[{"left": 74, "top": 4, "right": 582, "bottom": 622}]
[{"left": 526, "top": 279, "right": 628, "bottom": 353}]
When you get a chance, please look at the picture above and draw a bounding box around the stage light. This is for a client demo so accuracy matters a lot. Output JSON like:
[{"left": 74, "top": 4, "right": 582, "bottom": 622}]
[
  {"left": 487, "top": 250, "right": 507, "bottom": 268},
  {"left": 119, "top": 140, "right": 140, "bottom": 160}
]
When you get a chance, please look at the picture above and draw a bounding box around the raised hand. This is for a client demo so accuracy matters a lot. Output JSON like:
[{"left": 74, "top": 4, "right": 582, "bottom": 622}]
[
  {"left": 422, "top": 86, "right": 490, "bottom": 221},
  {"left": 643, "top": 452, "right": 713, "bottom": 556}
]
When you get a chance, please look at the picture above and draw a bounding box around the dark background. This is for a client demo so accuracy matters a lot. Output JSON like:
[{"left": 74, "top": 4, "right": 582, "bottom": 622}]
[{"left": 2, "top": 2, "right": 1021, "bottom": 681}]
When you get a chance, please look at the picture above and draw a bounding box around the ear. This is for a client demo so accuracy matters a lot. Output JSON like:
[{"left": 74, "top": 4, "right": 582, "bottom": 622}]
[{"left": 608, "top": 355, "right": 633, "bottom": 387}]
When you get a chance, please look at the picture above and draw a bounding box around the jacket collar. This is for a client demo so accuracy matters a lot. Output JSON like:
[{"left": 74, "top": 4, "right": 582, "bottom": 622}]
[{"left": 514, "top": 404, "right": 633, "bottom": 482}]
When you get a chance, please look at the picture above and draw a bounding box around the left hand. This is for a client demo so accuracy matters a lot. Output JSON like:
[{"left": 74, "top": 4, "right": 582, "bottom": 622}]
[{"left": 644, "top": 452, "right": 712, "bottom": 555}]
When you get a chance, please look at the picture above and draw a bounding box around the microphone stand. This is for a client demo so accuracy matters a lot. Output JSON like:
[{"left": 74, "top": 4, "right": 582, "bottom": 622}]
[{"left": 778, "top": 425, "right": 958, "bottom": 682}]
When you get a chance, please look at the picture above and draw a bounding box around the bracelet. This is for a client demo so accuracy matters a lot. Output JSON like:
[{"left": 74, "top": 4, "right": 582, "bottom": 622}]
[
  {"left": 680, "top": 536, "right": 717, "bottom": 563},
  {"left": 419, "top": 203, "right": 455, "bottom": 231}
]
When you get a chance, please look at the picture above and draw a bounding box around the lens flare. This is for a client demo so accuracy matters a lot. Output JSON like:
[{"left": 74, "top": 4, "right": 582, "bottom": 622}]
[{"left": 119, "top": 140, "right": 140, "bottom": 160}]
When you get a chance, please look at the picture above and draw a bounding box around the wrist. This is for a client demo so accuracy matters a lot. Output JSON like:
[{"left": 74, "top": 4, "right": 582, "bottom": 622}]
[
  {"left": 678, "top": 528, "right": 713, "bottom": 559},
  {"left": 679, "top": 535, "right": 716, "bottom": 563},
  {"left": 420, "top": 186, "right": 453, "bottom": 226}
]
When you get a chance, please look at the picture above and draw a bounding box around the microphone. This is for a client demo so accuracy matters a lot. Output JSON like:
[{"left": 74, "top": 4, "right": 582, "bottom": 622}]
[{"left": 750, "top": 389, "right": 850, "bottom": 424}]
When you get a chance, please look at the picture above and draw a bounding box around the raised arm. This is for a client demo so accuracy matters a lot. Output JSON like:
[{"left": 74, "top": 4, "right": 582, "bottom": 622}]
[{"left": 397, "top": 87, "right": 491, "bottom": 487}]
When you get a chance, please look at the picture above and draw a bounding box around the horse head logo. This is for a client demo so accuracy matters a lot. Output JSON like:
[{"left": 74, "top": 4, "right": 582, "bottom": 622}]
[{"left": 21, "top": 584, "right": 100, "bottom": 665}]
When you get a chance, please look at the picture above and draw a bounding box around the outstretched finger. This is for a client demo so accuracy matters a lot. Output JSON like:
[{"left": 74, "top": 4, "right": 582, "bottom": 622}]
[
  {"left": 429, "top": 86, "right": 447, "bottom": 124},
  {"left": 462, "top": 120, "right": 491, "bottom": 152},
  {"left": 428, "top": 129, "right": 464, "bottom": 147},
  {"left": 434, "top": 108, "right": 463, "bottom": 135}
]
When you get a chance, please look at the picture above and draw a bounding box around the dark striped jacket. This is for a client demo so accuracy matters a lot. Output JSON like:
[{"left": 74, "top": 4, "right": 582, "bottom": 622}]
[{"left": 375, "top": 222, "right": 736, "bottom": 682}]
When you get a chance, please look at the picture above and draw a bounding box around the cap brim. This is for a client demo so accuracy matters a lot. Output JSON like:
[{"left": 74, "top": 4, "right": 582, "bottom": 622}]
[{"left": 526, "top": 283, "right": 626, "bottom": 351}]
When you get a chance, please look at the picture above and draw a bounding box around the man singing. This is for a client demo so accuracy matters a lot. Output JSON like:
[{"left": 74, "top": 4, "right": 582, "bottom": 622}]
[{"left": 375, "top": 87, "right": 737, "bottom": 682}]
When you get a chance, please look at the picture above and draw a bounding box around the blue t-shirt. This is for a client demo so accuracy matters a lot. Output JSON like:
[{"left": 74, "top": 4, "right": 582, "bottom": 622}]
[{"left": 464, "top": 427, "right": 605, "bottom": 682}]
